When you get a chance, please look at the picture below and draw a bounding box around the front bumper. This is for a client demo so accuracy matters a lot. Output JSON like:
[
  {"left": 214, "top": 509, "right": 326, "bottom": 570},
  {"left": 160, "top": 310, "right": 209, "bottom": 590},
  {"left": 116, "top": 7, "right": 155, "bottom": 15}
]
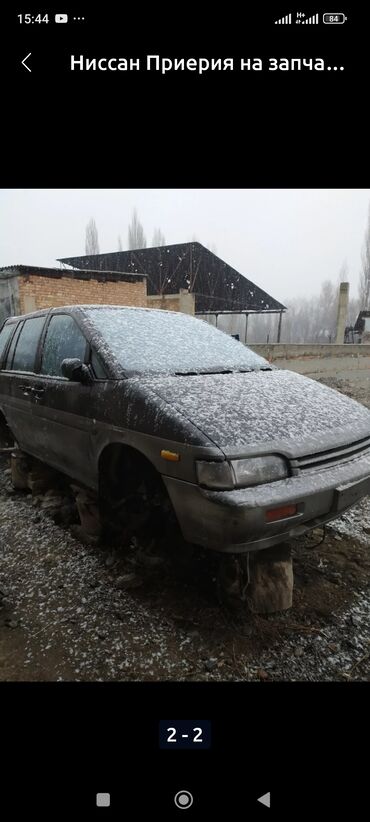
[{"left": 163, "top": 453, "right": 370, "bottom": 553}]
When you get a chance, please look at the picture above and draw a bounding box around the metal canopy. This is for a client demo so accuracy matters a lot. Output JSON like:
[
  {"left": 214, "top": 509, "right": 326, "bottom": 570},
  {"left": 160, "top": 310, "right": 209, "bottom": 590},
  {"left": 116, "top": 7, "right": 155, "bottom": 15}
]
[
  {"left": 58, "top": 242, "right": 286, "bottom": 314},
  {"left": 354, "top": 310, "right": 370, "bottom": 332}
]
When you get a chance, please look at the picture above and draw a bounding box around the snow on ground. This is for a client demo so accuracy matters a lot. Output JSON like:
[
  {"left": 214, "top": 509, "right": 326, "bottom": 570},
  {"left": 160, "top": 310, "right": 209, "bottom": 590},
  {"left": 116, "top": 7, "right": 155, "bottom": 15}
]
[
  {"left": 1, "top": 468, "right": 370, "bottom": 682},
  {"left": 326, "top": 497, "right": 370, "bottom": 545}
]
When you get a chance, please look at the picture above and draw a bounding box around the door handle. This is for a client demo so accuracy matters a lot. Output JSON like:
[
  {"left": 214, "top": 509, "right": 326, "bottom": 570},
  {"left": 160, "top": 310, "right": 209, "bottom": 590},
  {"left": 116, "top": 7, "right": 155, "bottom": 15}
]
[
  {"left": 18, "top": 384, "right": 45, "bottom": 399},
  {"left": 31, "top": 386, "right": 45, "bottom": 402},
  {"left": 19, "top": 384, "right": 33, "bottom": 395}
]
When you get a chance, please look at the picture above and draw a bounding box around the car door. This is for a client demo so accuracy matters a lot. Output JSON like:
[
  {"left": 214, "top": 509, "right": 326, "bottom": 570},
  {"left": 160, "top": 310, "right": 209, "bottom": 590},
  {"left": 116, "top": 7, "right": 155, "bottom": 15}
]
[
  {"left": 0, "top": 319, "right": 20, "bottom": 432},
  {"left": 31, "top": 312, "right": 98, "bottom": 485},
  {"left": 0, "top": 315, "right": 46, "bottom": 452}
]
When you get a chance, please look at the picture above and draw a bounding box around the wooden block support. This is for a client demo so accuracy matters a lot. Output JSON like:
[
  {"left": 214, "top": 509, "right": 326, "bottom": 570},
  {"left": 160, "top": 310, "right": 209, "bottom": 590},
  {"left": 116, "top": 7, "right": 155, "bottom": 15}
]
[
  {"left": 71, "top": 485, "right": 102, "bottom": 537},
  {"left": 10, "top": 450, "right": 30, "bottom": 490},
  {"left": 246, "top": 544, "right": 293, "bottom": 614}
]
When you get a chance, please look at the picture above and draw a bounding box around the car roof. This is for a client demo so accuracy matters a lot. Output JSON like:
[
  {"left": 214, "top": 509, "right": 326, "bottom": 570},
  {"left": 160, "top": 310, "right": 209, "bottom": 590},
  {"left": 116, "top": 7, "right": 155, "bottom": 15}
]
[{"left": 5, "top": 304, "right": 187, "bottom": 323}]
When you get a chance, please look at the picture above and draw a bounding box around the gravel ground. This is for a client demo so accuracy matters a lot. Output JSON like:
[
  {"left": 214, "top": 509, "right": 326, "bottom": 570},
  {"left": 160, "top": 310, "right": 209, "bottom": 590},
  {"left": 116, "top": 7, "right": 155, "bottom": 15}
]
[{"left": 1, "top": 373, "right": 370, "bottom": 682}]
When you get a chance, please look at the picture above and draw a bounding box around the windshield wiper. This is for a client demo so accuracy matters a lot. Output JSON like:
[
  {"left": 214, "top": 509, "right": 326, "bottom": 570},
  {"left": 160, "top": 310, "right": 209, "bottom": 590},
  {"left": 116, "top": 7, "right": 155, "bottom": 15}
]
[
  {"left": 234, "top": 366, "right": 273, "bottom": 373},
  {"left": 174, "top": 366, "right": 272, "bottom": 376},
  {"left": 174, "top": 368, "right": 235, "bottom": 376},
  {"left": 174, "top": 367, "right": 261, "bottom": 376}
]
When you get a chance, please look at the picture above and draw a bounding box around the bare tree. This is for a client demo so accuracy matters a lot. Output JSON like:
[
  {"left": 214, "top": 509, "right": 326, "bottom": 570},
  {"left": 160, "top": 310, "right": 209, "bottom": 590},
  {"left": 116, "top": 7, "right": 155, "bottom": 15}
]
[
  {"left": 128, "top": 209, "right": 146, "bottom": 250},
  {"left": 190, "top": 237, "right": 217, "bottom": 253},
  {"left": 152, "top": 228, "right": 166, "bottom": 247},
  {"left": 246, "top": 269, "right": 349, "bottom": 345},
  {"left": 316, "top": 279, "right": 338, "bottom": 341},
  {"left": 359, "top": 204, "right": 370, "bottom": 309},
  {"left": 359, "top": 268, "right": 367, "bottom": 309},
  {"left": 216, "top": 269, "right": 359, "bottom": 345},
  {"left": 85, "top": 218, "right": 100, "bottom": 256},
  {"left": 118, "top": 235, "right": 123, "bottom": 251},
  {"left": 338, "top": 260, "right": 349, "bottom": 283},
  {"left": 206, "top": 242, "right": 217, "bottom": 255}
]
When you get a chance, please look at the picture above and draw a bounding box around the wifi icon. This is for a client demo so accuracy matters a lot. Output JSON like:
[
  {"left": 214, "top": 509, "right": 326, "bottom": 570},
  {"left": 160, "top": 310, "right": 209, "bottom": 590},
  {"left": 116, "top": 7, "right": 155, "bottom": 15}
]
[{"left": 275, "top": 13, "right": 292, "bottom": 24}]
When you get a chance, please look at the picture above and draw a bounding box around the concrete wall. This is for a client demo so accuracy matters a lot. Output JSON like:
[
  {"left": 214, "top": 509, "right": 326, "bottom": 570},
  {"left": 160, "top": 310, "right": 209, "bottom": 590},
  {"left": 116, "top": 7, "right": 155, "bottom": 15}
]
[
  {"left": 147, "top": 289, "right": 195, "bottom": 315},
  {"left": 249, "top": 343, "right": 370, "bottom": 379}
]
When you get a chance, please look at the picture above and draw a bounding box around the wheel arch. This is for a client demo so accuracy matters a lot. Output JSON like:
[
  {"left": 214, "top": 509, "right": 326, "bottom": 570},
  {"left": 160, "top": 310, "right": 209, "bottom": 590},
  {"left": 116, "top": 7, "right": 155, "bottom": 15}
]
[{"left": 97, "top": 441, "right": 166, "bottom": 501}]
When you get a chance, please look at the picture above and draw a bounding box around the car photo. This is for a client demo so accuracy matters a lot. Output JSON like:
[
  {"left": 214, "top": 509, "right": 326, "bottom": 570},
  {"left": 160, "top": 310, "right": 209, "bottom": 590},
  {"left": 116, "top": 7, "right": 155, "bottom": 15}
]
[{"left": 1, "top": 304, "right": 370, "bottom": 556}]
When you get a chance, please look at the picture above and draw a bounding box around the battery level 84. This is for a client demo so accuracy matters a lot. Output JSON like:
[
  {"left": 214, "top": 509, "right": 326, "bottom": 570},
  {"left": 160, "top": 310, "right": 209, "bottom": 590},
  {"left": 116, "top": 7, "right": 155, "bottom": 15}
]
[{"left": 323, "top": 13, "right": 347, "bottom": 24}]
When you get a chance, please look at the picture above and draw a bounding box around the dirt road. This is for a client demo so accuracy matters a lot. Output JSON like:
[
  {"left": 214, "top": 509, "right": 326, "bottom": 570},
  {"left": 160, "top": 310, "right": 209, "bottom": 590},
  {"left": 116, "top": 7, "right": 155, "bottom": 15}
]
[{"left": 1, "top": 374, "right": 370, "bottom": 682}]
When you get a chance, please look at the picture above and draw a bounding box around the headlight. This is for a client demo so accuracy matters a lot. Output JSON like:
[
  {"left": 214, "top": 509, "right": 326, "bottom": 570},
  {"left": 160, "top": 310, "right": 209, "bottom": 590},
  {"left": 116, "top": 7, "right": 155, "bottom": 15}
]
[
  {"left": 196, "top": 456, "right": 288, "bottom": 490},
  {"left": 196, "top": 460, "right": 234, "bottom": 490},
  {"left": 232, "top": 456, "right": 288, "bottom": 488}
]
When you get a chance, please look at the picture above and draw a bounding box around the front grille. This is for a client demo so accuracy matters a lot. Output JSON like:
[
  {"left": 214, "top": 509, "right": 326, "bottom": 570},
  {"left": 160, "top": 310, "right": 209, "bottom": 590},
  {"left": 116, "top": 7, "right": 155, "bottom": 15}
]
[{"left": 290, "top": 435, "right": 370, "bottom": 475}]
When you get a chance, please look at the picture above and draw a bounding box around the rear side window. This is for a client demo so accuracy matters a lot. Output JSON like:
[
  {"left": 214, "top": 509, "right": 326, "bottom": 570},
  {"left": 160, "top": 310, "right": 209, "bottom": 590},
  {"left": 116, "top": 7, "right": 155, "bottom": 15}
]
[
  {"left": 0, "top": 323, "right": 15, "bottom": 365},
  {"left": 41, "top": 314, "right": 87, "bottom": 377},
  {"left": 12, "top": 317, "right": 45, "bottom": 372},
  {"left": 5, "top": 323, "right": 22, "bottom": 370}
]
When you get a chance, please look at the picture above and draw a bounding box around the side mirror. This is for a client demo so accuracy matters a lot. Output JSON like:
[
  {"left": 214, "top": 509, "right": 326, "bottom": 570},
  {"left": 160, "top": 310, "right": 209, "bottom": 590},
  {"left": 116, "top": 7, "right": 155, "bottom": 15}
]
[{"left": 61, "top": 358, "right": 93, "bottom": 385}]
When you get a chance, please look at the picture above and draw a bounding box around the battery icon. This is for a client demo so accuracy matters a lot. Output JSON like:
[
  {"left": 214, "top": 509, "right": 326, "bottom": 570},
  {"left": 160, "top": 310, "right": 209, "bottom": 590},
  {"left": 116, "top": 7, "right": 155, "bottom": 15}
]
[{"left": 323, "top": 13, "right": 347, "bottom": 23}]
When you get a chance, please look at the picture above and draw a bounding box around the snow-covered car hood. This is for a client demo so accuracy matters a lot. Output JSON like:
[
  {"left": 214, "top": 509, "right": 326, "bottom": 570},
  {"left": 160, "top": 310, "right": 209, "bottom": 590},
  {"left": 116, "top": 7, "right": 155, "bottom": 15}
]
[{"left": 140, "top": 369, "right": 370, "bottom": 459}]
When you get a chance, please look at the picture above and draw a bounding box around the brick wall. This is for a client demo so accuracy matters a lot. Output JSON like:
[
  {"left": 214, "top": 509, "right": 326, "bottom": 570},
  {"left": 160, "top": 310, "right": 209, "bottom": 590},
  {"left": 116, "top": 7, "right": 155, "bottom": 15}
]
[{"left": 17, "top": 274, "right": 147, "bottom": 314}]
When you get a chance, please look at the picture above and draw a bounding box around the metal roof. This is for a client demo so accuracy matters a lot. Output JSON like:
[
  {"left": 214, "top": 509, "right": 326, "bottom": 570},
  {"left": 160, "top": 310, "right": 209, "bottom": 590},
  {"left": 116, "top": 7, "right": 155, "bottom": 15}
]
[
  {"left": 0, "top": 265, "right": 146, "bottom": 283},
  {"left": 58, "top": 242, "right": 286, "bottom": 313}
]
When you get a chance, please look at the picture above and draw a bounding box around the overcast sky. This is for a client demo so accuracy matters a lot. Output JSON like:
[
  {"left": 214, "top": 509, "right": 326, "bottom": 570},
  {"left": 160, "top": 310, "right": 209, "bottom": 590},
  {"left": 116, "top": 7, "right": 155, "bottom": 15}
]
[{"left": 1, "top": 189, "right": 369, "bottom": 301}]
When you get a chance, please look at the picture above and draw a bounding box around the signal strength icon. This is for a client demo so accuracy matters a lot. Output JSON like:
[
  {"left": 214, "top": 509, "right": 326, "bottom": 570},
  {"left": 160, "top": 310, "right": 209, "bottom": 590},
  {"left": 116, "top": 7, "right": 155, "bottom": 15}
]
[
  {"left": 301, "top": 12, "right": 319, "bottom": 23},
  {"left": 275, "top": 13, "right": 292, "bottom": 24}
]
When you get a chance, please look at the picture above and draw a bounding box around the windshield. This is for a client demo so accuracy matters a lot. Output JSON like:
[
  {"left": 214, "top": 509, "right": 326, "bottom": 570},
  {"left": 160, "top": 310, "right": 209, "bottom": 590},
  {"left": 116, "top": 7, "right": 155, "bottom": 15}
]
[{"left": 85, "top": 307, "right": 270, "bottom": 376}]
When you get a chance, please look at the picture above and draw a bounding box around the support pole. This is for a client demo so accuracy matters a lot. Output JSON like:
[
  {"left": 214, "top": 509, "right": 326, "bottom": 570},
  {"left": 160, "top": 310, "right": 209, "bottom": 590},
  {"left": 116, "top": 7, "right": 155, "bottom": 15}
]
[
  {"left": 277, "top": 311, "right": 283, "bottom": 343},
  {"left": 335, "top": 282, "right": 350, "bottom": 344}
]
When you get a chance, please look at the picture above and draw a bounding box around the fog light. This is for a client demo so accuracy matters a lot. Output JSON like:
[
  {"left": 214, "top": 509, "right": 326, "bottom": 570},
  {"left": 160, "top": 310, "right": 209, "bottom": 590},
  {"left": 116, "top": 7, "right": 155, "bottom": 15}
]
[{"left": 265, "top": 504, "right": 297, "bottom": 523}]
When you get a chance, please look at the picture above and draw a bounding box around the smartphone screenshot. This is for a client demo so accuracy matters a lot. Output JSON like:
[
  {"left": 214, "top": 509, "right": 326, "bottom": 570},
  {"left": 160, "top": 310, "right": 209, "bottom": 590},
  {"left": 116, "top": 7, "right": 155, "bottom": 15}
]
[{"left": 1, "top": 5, "right": 368, "bottom": 818}]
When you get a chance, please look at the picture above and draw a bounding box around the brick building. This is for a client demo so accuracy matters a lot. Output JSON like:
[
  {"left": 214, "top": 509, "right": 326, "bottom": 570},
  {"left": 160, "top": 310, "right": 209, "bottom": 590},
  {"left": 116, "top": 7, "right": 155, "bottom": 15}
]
[{"left": 0, "top": 265, "right": 147, "bottom": 324}]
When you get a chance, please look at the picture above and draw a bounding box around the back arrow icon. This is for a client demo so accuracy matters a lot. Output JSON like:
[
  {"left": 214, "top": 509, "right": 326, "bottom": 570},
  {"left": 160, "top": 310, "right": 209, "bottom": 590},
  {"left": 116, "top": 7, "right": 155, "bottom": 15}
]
[
  {"left": 21, "top": 53, "right": 32, "bottom": 72},
  {"left": 257, "top": 792, "right": 270, "bottom": 808}
]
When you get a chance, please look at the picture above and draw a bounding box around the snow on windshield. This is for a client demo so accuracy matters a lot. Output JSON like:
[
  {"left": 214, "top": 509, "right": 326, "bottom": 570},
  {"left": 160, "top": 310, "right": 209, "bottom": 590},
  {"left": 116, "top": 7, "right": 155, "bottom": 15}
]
[{"left": 84, "top": 307, "right": 268, "bottom": 375}]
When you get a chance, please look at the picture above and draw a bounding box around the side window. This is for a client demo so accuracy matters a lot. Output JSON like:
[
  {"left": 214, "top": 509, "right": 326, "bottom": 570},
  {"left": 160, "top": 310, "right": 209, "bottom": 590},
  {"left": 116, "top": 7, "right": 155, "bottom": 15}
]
[
  {"left": 0, "top": 323, "right": 15, "bottom": 367},
  {"left": 41, "top": 314, "right": 87, "bottom": 377},
  {"left": 12, "top": 317, "right": 45, "bottom": 372},
  {"left": 91, "top": 349, "right": 107, "bottom": 379},
  {"left": 5, "top": 323, "right": 22, "bottom": 370}
]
